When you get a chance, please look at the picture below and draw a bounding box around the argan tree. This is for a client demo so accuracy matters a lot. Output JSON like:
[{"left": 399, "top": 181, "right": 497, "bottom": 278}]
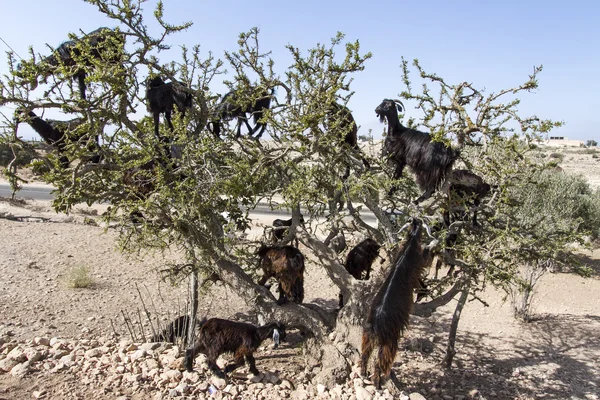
[{"left": 0, "top": 0, "right": 589, "bottom": 391}]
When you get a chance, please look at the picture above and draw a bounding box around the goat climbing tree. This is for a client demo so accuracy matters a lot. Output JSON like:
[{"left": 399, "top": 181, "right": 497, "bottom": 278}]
[{"left": 0, "top": 0, "right": 587, "bottom": 390}]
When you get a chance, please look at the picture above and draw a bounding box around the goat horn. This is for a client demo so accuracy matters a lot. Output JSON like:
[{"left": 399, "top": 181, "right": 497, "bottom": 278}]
[
  {"left": 422, "top": 222, "right": 435, "bottom": 239},
  {"left": 392, "top": 99, "right": 406, "bottom": 111},
  {"left": 397, "top": 221, "right": 411, "bottom": 233}
]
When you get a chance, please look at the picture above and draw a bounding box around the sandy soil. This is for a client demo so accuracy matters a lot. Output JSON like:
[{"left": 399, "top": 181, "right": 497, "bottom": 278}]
[{"left": 1, "top": 147, "right": 600, "bottom": 399}]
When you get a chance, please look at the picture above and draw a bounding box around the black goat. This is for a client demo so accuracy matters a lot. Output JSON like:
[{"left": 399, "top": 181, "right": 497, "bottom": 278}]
[
  {"left": 339, "top": 238, "right": 381, "bottom": 307},
  {"left": 360, "top": 218, "right": 436, "bottom": 388},
  {"left": 376, "top": 99, "right": 459, "bottom": 203},
  {"left": 326, "top": 102, "right": 370, "bottom": 179},
  {"left": 185, "top": 318, "right": 285, "bottom": 377},
  {"left": 208, "top": 87, "right": 272, "bottom": 139},
  {"left": 19, "top": 27, "right": 124, "bottom": 100},
  {"left": 14, "top": 108, "right": 98, "bottom": 168},
  {"left": 271, "top": 215, "right": 304, "bottom": 245},
  {"left": 150, "top": 315, "right": 194, "bottom": 343},
  {"left": 145, "top": 76, "right": 193, "bottom": 157},
  {"left": 441, "top": 169, "right": 491, "bottom": 227},
  {"left": 257, "top": 244, "right": 305, "bottom": 304}
]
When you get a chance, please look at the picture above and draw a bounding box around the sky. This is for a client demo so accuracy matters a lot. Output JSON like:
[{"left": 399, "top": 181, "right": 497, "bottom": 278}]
[{"left": 1, "top": 0, "right": 598, "bottom": 142}]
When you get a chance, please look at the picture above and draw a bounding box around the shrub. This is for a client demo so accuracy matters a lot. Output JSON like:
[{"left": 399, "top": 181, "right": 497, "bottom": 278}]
[
  {"left": 66, "top": 265, "right": 94, "bottom": 288},
  {"left": 0, "top": 142, "right": 37, "bottom": 167},
  {"left": 549, "top": 152, "right": 564, "bottom": 160}
]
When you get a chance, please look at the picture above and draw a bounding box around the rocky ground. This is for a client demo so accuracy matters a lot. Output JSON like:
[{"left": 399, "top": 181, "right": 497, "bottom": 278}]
[{"left": 1, "top": 147, "right": 600, "bottom": 399}]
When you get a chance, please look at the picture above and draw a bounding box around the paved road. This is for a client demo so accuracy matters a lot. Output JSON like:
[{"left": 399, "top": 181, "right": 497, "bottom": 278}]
[{"left": 0, "top": 183, "right": 378, "bottom": 226}]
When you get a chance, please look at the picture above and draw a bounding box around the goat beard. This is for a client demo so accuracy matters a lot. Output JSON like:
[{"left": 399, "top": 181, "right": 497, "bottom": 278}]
[{"left": 377, "top": 112, "right": 386, "bottom": 124}]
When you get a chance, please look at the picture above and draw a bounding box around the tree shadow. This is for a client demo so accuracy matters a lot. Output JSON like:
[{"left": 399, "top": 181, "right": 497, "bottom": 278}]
[{"left": 397, "top": 313, "right": 600, "bottom": 399}]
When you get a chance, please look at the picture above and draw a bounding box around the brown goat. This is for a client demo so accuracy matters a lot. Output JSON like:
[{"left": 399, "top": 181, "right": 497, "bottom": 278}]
[
  {"left": 257, "top": 245, "right": 305, "bottom": 304},
  {"left": 339, "top": 238, "right": 381, "bottom": 307},
  {"left": 185, "top": 318, "right": 285, "bottom": 377},
  {"left": 360, "top": 218, "right": 437, "bottom": 388}
]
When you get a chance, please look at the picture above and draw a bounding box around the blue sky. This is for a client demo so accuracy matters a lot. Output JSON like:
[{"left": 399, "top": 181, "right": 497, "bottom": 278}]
[{"left": 1, "top": 0, "right": 598, "bottom": 141}]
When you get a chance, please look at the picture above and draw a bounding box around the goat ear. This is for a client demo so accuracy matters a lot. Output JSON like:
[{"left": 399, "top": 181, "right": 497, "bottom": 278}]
[{"left": 396, "top": 103, "right": 403, "bottom": 112}]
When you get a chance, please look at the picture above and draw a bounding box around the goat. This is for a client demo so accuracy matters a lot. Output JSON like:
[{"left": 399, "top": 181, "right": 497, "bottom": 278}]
[
  {"left": 150, "top": 315, "right": 195, "bottom": 343},
  {"left": 441, "top": 169, "right": 491, "bottom": 227},
  {"left": 271, "top": 215, "right": 304, "bottom": 245},
  {"left": 257, "top": 244, "right": 305, "bottom": 304},
  {"left": 19, "top": 27, "right": 124, "bottom": 100},
  {"left": 326, "top": 102, "right": 371, "bottom": 179},
  {"left": 145, "top": 76, "right": 193, "bottom": 157},
  {"left": 208, "top": 87, "right": 272, "bottom": 139},
  {"left": 185, "top": 318, "right": 286, "bottom": 377},
  {"left": 13, "top": 108, "right": 99, "bottom": 167},
  {"left": 339, "top": 238, "right": 381, "bottom": 308},
  {"left": 360, "top": 218, "right": 437, "bottom": 389},
  {"left": 376, "top": 99, "right": 459, "bottom": 203}
]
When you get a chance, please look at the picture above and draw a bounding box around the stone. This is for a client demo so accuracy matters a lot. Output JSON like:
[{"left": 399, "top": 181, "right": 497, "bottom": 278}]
[
  {"left": 10, "top": 361, "right": 30, "bottom": 377},
  {"left": 33, "top": 337, "right": 50, "bottom": 347},
  {"left": 32, "top": 390, "right": 47, "bottom": 399},
  {"left": 0, "top": 358, "right": 20, "bottom": 372},
  {"left": 23, "top": 348, "right": 44, "bottom": 363},
  {"left": 409, "top": 394, "right": 427, "bottom": 400},
  {"left": 6, "top": 347, "right": 27, "bottom": 363},
  {"left": 165, "top": 369, "right": 182, "bottom": 382},
  {"left": 317, "top": 384, "right": 327, "bottom": 394},
  {"left": 141, "top": 342, "right": 161, "bottom": 351},
  {"left": 355, "top": 386, "right": 372, "bottom": 400},
  {"left": 85, "top": 348, "right": 102, "bottom": 359},
  {"left": 211, "top": 376, "right": 227, "bottom": 390},
  {"left": 130, "top": 349, "right": 147, "bottom": 362}
]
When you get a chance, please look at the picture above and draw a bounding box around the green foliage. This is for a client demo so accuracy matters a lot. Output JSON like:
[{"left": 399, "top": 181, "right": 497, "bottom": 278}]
[{"left": 587, "top": 140, "right": 597, "bottom": 147}]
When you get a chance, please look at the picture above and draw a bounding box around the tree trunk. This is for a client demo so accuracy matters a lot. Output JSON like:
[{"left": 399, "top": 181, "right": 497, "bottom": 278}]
[
  {"left": 443, "top": 280, "right": 471, "bottom": 369},
  {"left": 186, "top": 269, "right": 199, "bottom": 348}
]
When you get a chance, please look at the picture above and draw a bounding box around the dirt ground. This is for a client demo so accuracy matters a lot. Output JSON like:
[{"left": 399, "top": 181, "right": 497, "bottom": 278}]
[{"left": 1, "top": 146, "right": 600, "bottom": 399}]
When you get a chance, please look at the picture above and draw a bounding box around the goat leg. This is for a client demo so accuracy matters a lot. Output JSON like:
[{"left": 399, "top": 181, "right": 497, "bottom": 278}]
[
  {"left": 245, "top": 354, "right": 260, "bottom": 376},
  {"left": 359, "top": 332, "right": 375, "bottom": 378}
]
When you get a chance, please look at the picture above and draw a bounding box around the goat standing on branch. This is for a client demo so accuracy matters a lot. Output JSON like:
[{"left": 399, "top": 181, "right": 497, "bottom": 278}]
[
  {"left": 376, "top": 99, "right": 459, "bottom": 203},
  {"left": 185, "top": 318, "right": 285, "bottom": 377},
  {"left": 13, "top": 108, "right": 99, "bottom": 168},
  {"left": 441, "top": 169, "right": 491, "bottom": 228},
  {"left": 16, "top": 27, "right": 124, "bottom": 100},
  {"left": 257, "top": 244, "right": 305, "bottom": 304},
  {"left": 145, "top": 76, "right": 194, "bottom": 158},
  {"left": 360, "top": 218, "right": 438, "bottom": 389},
  {"left": 208, "top": 86, "right": 273, "bottom": 139},
  {"left": 326, "top": 102, "right": 371, "bottom": 179}
]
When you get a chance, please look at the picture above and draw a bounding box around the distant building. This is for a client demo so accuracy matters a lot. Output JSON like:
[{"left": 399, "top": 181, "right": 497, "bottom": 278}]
[{"left": 539, "top": 136, "right": 584, "bottom": 147}]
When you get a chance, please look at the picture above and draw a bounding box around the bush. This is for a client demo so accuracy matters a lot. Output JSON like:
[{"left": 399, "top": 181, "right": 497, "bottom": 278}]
[
  {"left": 0, "top": 142, "right": 37, "bottom": 167},
  {"left": 66, "top": 265, "right": 94, "bottom": 289},
  {"left": 549, "top": 152, "right": 564, "bottom": 160}
]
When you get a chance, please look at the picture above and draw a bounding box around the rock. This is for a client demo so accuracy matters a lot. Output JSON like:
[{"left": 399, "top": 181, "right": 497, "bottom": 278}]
[
  {"left": 364, "top": 385, "right": 376, "bottom": 394},
  {"left": 10, "top": 361, "right": 30, "bottom": 377},
  {"left": 0, "top": 357, "right": 20, "bottom": 372},
  {"left": 169, "top": 357, "right": 185, "bottom": 370},
  {"left": 468, "top": 389, "right": 479, "bottom": 398},
  {"left": 23, "top": 348, "right": 44, "bottom": 363},
  {"left": 165, "top": 369, "right": 183, "bottom": 382},
  {"left": 141, "top": 342, "right": 161, "bottom": 351},
  {"left": 126, "top": 343, "right": 138, "bottom": 352},
  {"left": 7, "top": 347, "right": 27, "bottom": 363},
  {"left": 34, "top": 337, "right": 50, "bottom": 347},
  {"left": 85, "top": 348, "right": 102, "bottom": 359},
  {"left": 409, "top": 394, "right": 427, "bottom": 400},
  {"left": 32, "top": 390, "right": 47, "bottom": 399},
  {"left": 317, "top": 384, "right": 327, "bottom": 394},
  {"left": 130, "top": 349, "right": 147, "bottom": 362},
  {"left": 182, "top": 370, "right": 201, "bottom": 383},
  {"left": 249, "top": 372, "right": 264, "bottom": 383},
  {"left": 280, "top": 379, "right": 294, "bottom": 390},
  {"left": 168, "top": 388, "right": 178, "bottom": 398},
  {"left": 355, "top": 386, "right": 372, "bottom": 400},
  {"left": 211, "top": 376, "right": 227, "bottom": 390}
]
